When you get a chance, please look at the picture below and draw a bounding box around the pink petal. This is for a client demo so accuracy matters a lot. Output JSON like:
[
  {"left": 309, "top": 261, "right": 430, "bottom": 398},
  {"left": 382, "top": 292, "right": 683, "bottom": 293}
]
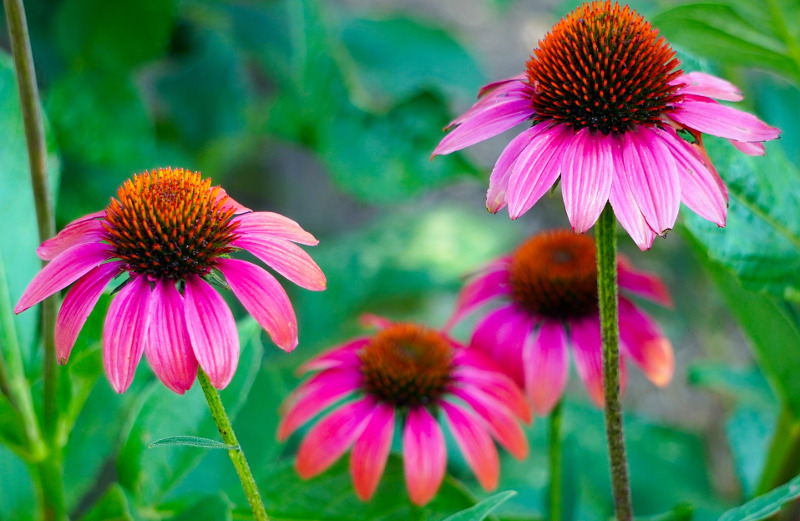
[
  {"left": 440, "top": 401, "right": 499, "bottom": 492},
  {"left": 451, "top": 386, "right": 528, "bottom": 459},
  {"left": 432, "top": 98, "right": 534, "bottom": 157},
  {"left": 278, "top": 368, "right": 363, "bottom": 440},
  {"left": 507, "top": 123, "right": 573, "bottom": 219},
  {"left": 145, "top": 279, "right": 198, "bottom": 394},
  {"left": 486, "top": 127, "right": 540, "bottom": 213},
  {"left": 55, "top": 261, "right": 122, "bottom": 364},
  {"left": 561, "top": 128, "right": 614, "bottom": 233},
  {"left": 670, "top": 95, "right": 780, "bottom": 142},
  {"left": 184, "top": 275, "right": 239, "bottom": 389},
  {"left": 296, "top": 397, "right": 375, "bottom": 478},
  {"left": 469, "top": 305, "right": 531, "bottom": 387},
  {"left": 454, "top": 350, "right": 532, "bottom": 424},
  {"left": 103, "top": 275, "right": 153, "bottom": 393},
  {"left": 445, "top": 264, "right": 511, "bottom": 330},
  {"left": 477, "top": 74, "right": 527, "bottom": 98},
  {"left": 569, "top": 316, "right": 605, "bottom": 407},
  {"left": 298, "top": 338, "right": 368, "bottom": 373},
  {"left": 672, "top": 72, "right": 743, "bottom": 102},
  {"left": 623, "top": 126, "right": 680, "bottom": 235},
  {"left": 217, "top": 258, "right": 298, "bottom": 352},
  {"left": 350, "top": 403, "right": 395, "bottom": 501},
  {"left": 451, "top": 78, "right": 529, "bottom": 128},
  {"left": 359, "top": 314, "right": 394, "bottom": 330},
  {"left": 232, "top": 211, "right": 318, "bottom": 245},
  {"left": 730, "top": 139, "right": 765, "bottom": 156},
  {"left": 524, "top": 321, "right": 569, "bottom": 416},
  {"left": 38, "top": 211, "right": 106, "bottom": 261},
  {"left": 403, "top": 407, "right": 447, "bottom": 506},
  {"left": 619, "top": 298, "right": 674, "bottom": 387},
  {"left": 233, "top": 235, "right": 326, "bottom": 291},
  {"left": 215, "top": 187, "right": 251, "bottom": 214},
  {"left": 617, "top": 256, "right": 672, "bottom": 307}
]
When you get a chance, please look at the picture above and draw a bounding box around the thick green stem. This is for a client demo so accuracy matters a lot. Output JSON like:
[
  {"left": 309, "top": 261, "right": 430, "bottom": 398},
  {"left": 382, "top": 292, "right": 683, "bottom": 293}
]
[
  {"left": 198, "top": 368, "right": 269, "bottom": 521},
  {"left": 548, "top": 400, "right": 563, "bottom": 521},
  {"left": 32, "top": 456, "right": 67, "bottom": 521},
  {"left": 756, "top": 407, "right": 800, "bottom": 495},
  {"left": 596, "top": 204, "right": 633, "bottom": 521}
]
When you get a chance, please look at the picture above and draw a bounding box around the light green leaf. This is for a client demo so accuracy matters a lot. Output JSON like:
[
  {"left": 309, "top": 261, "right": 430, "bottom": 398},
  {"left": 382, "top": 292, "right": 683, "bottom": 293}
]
[
  {"left": 148, "top": 436, "right": 236, "bottom": 451},
  {"left": 442, "top": 491, "right": 516, "bottom": 521},
  {"left": 79, "top": 484, "right": 132, "bottom": 521},
  {"left": 718, "top": 474, "right": 800, "bottom": 521}
]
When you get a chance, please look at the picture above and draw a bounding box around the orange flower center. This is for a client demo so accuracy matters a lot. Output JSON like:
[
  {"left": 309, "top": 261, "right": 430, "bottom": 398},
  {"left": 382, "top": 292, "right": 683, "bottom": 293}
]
[
  {"left": 526, "top": 1, "right": 683, "bottom": 134},
  {"left": 103, "top": 168, "right": 240, "bottom": 280},
  {"left": 509, "top": 230, "right": 598, "bottom": 319},
  {"left": 359, "top": 323, "right": 453, "bottom": 408}
]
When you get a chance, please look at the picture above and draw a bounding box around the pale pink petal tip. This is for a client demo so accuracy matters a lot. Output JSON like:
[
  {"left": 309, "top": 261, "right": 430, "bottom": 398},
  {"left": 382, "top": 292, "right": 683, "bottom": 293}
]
[
  {"left": 640, "top": 338, "right": 674, "bottom": 387},
  {"left": 403, "top": 407, "right": 447, "bottom": 506}
]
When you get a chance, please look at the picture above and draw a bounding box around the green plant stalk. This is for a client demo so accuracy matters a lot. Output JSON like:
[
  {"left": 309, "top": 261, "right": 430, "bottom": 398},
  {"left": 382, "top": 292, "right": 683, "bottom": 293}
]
[
  {"left": 548, "top": 400, "right": 563, "bottom": 521},
  {"left": 596, "top": 204, "right": 633, "bottom": 521},
  {"left": 198, "top": 368, "right": 269, "bottom": 521},
  {"left": 756, "top": 406, "right": 800, "bottom": 495}
]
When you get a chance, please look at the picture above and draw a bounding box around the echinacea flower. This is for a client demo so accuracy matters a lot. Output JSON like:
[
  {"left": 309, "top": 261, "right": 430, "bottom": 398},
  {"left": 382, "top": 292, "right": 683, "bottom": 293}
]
[
  {"left": 15, "top": 167, "right": 325, "bottom": 394},
  {"left": 447, "top": 230, "right": 673, "bottom": 415},
  {"left": 432, "top": 1, "right": 780, "bottom": 250},
  {"left": 278, "top": 316, "right": 530, "bottom": 505}
]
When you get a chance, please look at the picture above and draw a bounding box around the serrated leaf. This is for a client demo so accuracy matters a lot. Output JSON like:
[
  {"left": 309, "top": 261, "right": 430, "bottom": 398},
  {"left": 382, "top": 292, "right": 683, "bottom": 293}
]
[
  {"left": 442, "top": 491, "right": 516, "bottom": 521},
  {"left": 718, "top": 474, "right": 800, "bottom": 521},
  {"left": 148, "top": 436, "right": 237, "bottom": 451}
]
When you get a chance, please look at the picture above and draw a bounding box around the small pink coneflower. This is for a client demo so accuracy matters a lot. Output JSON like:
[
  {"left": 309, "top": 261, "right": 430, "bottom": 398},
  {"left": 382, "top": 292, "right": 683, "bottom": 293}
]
[
  {"left": 448, "top": 230, "right": 673, "bottom": 415},
  {"left": 432, "top": 1, "right": 780, "bottom": 250},
  {"left": 15, "top": 167, "right": 325, "bottom": 394},
  {"left": 278, "top": 316, "right": 530, "bottom": 506}
]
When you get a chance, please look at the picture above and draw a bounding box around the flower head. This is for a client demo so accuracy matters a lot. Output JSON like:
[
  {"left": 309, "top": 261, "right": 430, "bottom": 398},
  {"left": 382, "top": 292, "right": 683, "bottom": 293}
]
[
  {"left": 448, "top": 230, "right": 673, "bottom": 415},
  {"left": 278, "top": 316, "right": 530, "bottom": 506},
  {"left": 15, "top": 167, "right": 326, "bottom": 394},
  {"left": 432, "top": 1, "right": 780, "bottom": 250}
]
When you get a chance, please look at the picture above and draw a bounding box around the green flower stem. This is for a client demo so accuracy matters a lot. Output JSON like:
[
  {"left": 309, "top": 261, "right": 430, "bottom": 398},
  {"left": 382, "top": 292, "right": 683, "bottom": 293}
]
[
  {"left": 596, "top": 204, "right": 633, "bottom": 521},
  {"left": 32, "top": 456, "right": 66, "bottom": 521},
  {"left": 756, "top": 407, "right": 800, "bottom": 495},
  {"left": 548, "top": 400, "right": 563, "bottom": 521},
  {"left": 198, "top": 368, "right": 269, "bottom": 521}
]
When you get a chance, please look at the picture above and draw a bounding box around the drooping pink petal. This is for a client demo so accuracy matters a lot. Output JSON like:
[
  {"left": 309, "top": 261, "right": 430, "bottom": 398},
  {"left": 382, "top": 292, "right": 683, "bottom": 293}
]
[
  {"left": 232, "top": 211, "right": 319, "bottom": 245},
  {"left": 623, "top": 126, "right": 680, "bottom": 235},
  {"left": 445, "top": 265, "right": 511, "bottom": 330},
  {"left": 607, "top": 133, "right": 657, "bottom": 250},
  {"left": 570, "top": 316, "right": 605, "bottom": 407},
  {"left": 37, "top": 211, "right": 106, "bottom": 261},
  {"left": 296, "top": 397, "right": 375, "bottom": 478},
  {"left": 477, "top": 74, "right": 527, "bottom": 98},
  {"left": 103, "top": 275, "right": 154, "bottom": 393},
  {"left": 350, "top": 403, "right": 395, "bottom": 501},
  {"left": 672, "top": 72, "right": 743, "bottom": 102},
  {"left": 217, "top": 258, "right": 298, "bottom": 352},
  {"left": 145, "top": 279, "right": 198, "bottom": 394},
  {"left": 729, "top": 139, "right": 765, "bottom": 156},
  {"left": 469, "top": 305, "right": 532, "bottom": 387},
  {"left": 670, "top": 95, "right": 780, "bottom": 142},
  {"left": 451, "top": 386, "right": 528, "bottom": 459},
  {"left": 658, "top": 127, "right": 727, "bottom": 227},
  {"left": 184, "top": 275, "right": 239, "bottom": 389},
  {"left": 403, "top": 406, "right": 447, "bottom": 506},
  {"left": 432, "top": 97, "right": 534, "bottom": 157},
  {"left": 619, "top": 298, "right": 674, "bottom": 387},
  {"left": 451, "top": 79, "right": 529, "bottom": 128},
  {"left": 233, "top": 235, "right": 326, "bottom": 291},
  {"left": 215, "top": 187, "right": 251, "bottom": 214},
  {"left": 617, "top": 256, "right": 672, "bottom": 307},
  {"left": 454, "top": 351, "right": 531, "bottom": 424},
  {"left": 523, "top": 320, "right": 569, "bottom": 416},
  {"left": 55, "top": 261, "right": 122, "bottom": 364},
  {"left": 508, "top": 123, "right": 574, "bottom": 219},
  {"left": 15, "top": 242, "right": 112, "bottom": 314},
  {"left": 278, "top": 368, "right": 363, "bottom": 440},
  {"left": 486, "top": 126, "right": 540, "bottom": 213},
  {"left": 561, "top": 128, "right": 614, "bottom": 233},
  {"left": 440, "top": 401, "right": 499, "bottom": 492},
  {"left": 298, "top": 338, "right": 369, "bottom": 374}
]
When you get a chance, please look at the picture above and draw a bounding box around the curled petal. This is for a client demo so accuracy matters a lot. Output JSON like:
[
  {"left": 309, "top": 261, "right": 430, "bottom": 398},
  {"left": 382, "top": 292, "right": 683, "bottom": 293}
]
[
  {"left": 524, "top": 321, "right": 569, "bottom": 416},
  {"left": 216, "top": 187, "right": 251, "bottom": 214},
  {"left": 477, "top": 74, "right": 528, "bottom": 99},
  {"left": 233, "top": 211, "right": 318, "bottom": 245},
  {"left": 440, "top": 401, "right": 499, "bottom": 492},
  {"left": 351, "top": 404, "right": 395, "bottom": 501},
  {"left": 403, "top": 407, "right": 447, "bottom": 506},
  {"left": 730, "top": 139, "right": 765, "bottom": 156},
  {"left": 619, "top": 298, "right": 674, "bottom": 387},
  {"left": 672, "top": 72, "right": 743, "bottom": 102},
  {"left": 446, "top": 263, "right": 511, "bottom": 330},
  {"left": 451, "top": 78, "right": 530, "bottom": 128},
  {"left": 233, "top": 236, "right": 326, "bottom": 291},
  {"left": 37, "top": 211, "right": 106, "bottom": 261},
  {"left": 469, "top": 305, "right": 531, "bottom": 387},
  {"left": 670, "top": 95, "right": 780, "bottom": 142},
  {"left": 486, "top": 127, "right": 540, "bottom": 213},
  {"left": 561, "top": 128, "right": 614, "bottom": 233}
]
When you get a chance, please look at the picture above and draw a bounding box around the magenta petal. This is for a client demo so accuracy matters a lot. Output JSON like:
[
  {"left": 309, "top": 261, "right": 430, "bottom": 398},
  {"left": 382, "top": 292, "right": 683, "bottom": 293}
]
[
  {"left": 452, "top": 386, "right": 528, "bottom": 460},
  {"left": 451, "top": 79, "right": 529, "bottom": 128},
  {"left": 619, "top": 298, "right": 674, "bottom": 387},
  {"left": 469, "top": 305, "right": 531, "bottom": 387},
  {"left": 570, "top": 316, "right": 605, "bottom": 407},
  {"left": 232, "top": 211, "right": 318, "bottom": 245},
  {"left": 217, "top": 258, "right": 298, "bottom": 352},
  {"left": 298, "top": 338, "right": 369, "bottom": 373},
  {"left": 477, "top": 74, "right": 527, "bottom": 98},
  {"left": 672, "top": 72, "right": 743, "bottom": 102},
  {"left": 453, "top": 362, "right": 531, "bottom": 424},
  {"left": 623, "top": 126, "right": 680, "bottom": 235},
  {"left": 296, "top": 397, "right": 375, "bottom": 478},
  {"left": 15, "top": 242, "right": 111, "bottom": 314},
  {"left": 446, "top": 263, "right": 511, "bottom": 329},
  {"left": 561, "top": 128, "right": 614, "bottom": 233},
  {"left": 524, "top": 321, "right": 569, "bottom": 416},
  {"left": 508, "top": 123, "right": 573, "bottom": 219},
  {"left": 617, "top": 256, "right": 672, "bottom": 307},
  {"left": 403, "top": 407, "right": 447, "bottom": 506},
  {"left": 440, "top": 401, "right": 499, "bottom": 492},
  {"left": 38, "top": 211, "right": 106, "bottom": 261},
  {"left": 233, "top": 235, "right": 326, "bottom": 291},
  {"left": 216, "top": 187, "right": 251, "bottom": 214},
  {"left": 55, "top": 261, "right": 122, "bottom": 365},
  {"left": 350, "top": 403, "right": 395, "bottom": 501},
  {"left": 671, "top": 95, "right": 780, "bottom": 142},
  {"left": 486, "top": 127, "right": 539, "bottom": 213},
  {"left": 730, "top": 139, "right": 765, "bottom": 156},
  {"left": 607, "top": 133, "right": 657, "bottom": 250},
  {"left": 145, "top": 279, "right": 198, "bottom": 394},
  {"left": 184, "top": 275, "right": 239, "bottom": 389},
  {"left": 103, "top": 275, "right": 153, "bottom": 393}
]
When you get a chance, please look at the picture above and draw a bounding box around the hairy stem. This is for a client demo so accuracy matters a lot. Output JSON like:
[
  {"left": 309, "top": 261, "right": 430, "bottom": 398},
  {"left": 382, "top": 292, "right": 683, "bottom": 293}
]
[
  {"left": 548, "top": 400, "right": 563, "bottom": 521},
  {"left": 198, "top": 368, "right": 269, "bottom": 521},
  {"left": 596, "top": 204, "right": 633, "bottom": 521}
]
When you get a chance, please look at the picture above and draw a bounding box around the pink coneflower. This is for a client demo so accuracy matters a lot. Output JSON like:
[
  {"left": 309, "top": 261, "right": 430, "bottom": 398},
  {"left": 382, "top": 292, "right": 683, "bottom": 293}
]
[
  {"left": 278, "top": 316, "right": 530, "bottom": 506},
  {"left": 448, "top": 230, "right": 673, "bottom": 415},
  {"left": 432, "top": 1, "right": 780, "bottom": 250},
  {"left": 15, "top": 167, "right": 325, "bottom": 394}
]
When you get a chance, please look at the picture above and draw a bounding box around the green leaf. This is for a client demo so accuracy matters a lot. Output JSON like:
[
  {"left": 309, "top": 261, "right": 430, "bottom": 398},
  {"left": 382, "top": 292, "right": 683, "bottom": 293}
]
[
  {"left": 0, "top": 446, "right": 36, "bottom": 521},
  {"left": 442, "top": 491, "right": 517, "bottom": 521},
  {"left": 718, "top": 474, "right": 800, "bottom": 521},
  {"left": 726, "top": 406, "right": 777, "bottom": 497},
  {"left": 159, "top": 494, "right": 233, "bottom": 521},
  {"left": 635, "top": 503, "right": 695, "bottom": 521},
  {"left": 148, "top": 436, "right": 237, "bottom": 451},
  {"left": 79, "top": 484, "right": 132, "bottom": 521},
  {"left": 688, "top": 364, "right": 776, "bottom": 408}
]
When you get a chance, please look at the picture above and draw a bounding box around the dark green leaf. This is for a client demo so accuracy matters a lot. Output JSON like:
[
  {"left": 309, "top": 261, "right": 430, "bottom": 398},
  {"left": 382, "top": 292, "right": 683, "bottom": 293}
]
[
  {"left": 718, "top": 474, "right": 800, "bottom": 521},
  {"left": 442, "top": 491, "right": 517, "bottom": 521},
  {"left": 79, "top": 484, "right": 132, "bottom": 521},
  {"left": 148, "top": 436, "right": 236, "bottom": 451}
]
